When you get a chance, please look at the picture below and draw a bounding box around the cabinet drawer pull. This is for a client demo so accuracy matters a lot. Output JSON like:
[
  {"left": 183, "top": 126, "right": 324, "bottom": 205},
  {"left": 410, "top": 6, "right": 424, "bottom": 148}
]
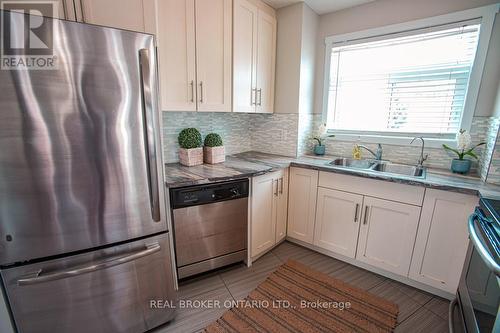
[
  {"left": 279, "top": 177, "right": 283, "bottom": 195},
  {"left": 363, "top": 206, "right": 369, "bottom": 225},
  {"left": 190, "top": 80, "right": 194, "bottom": 103},
  {"left": 354, "top": 203, "right": 359, "bottom": 222},
  {"left": 251, "top": 88, "right": 257, "bottom": 105},
  {"left": 274, "top": 180, "right": 279, "bottom": 197},
  {"left": 199, "top": 81, "right": 203, "bottom": 103},
  {"left": 257, "top": 88, "right": 262, "bottom": 106}
]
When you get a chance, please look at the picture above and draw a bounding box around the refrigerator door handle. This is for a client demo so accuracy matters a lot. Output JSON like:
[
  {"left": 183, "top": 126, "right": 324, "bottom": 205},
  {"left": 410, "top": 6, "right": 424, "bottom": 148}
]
[
  {"left": 17, "top": 243, "right": 161, "bottom": 286},
  {"left": 139, "top": 48, "right": 161, "bottom": 222}
]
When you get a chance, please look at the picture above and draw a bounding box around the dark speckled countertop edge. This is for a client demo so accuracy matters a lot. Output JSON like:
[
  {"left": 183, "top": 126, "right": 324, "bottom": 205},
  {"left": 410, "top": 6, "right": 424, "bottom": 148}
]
[{"left": 164, "top": 151, "right": 500, "bottom": 199}]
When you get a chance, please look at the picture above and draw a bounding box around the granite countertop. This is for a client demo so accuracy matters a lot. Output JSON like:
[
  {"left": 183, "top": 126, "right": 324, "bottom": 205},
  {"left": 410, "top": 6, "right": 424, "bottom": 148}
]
[{"left": 164, "top": 151, "right": 500, "bottom": 199}]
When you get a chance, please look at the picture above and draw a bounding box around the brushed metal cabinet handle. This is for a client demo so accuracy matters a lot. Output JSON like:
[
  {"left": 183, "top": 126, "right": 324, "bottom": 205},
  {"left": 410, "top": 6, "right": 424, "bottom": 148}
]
[
  {"left": 139, "top": 49, "right": 161, "bottom": 222},
  {"left": 199, "top": 81, "right": 203, "bottom": 103},
  {"left": 363, "top": 206, "right": 369, "bottom": 225},
  {"left": 251, "top": 88, "right": 257, "bottom": 105},
  {"left": 354, "top": 203, "right": 360, "bottom": 222},
  {"left": 257, "top": 88, "right": 262, "bottom": 106},
  {"left": 279, "top": 177, "right": 283, "bottom": 194},
  {"left": 190, "top": 80, "right": 194, "bottom": 103},
  {"left": 274, "top": 179, "right": 278, "bottom": 197},
  {"left": 17, "top": 243, "right": 161, "bottom": 286}
]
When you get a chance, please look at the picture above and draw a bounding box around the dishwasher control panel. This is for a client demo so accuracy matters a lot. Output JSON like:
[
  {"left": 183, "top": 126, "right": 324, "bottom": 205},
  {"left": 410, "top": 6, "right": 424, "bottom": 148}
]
[{"left": 170, "top": 179, "right": 249, "bottom": 209}]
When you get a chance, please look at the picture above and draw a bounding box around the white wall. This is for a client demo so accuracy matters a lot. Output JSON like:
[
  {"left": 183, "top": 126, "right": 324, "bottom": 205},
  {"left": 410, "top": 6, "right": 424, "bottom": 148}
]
[
  {"left": 274, "top": 3, "right": 303, "bottom": 114},
  {"left": 313, "top": 0, "right": 500, "bottom": 116},
  {"left": 274, "top": 2, "right": 318, "bottom": 114},
  {"left": 298, "top": 3, "right": 317, "bottom": 115}
]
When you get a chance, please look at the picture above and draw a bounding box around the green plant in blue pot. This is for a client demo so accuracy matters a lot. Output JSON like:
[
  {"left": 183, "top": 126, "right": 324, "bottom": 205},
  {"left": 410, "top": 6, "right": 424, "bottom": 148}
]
[
  {"left": 311, "top": 123, "right": 335, "bottom": 156},
  {"left": 442, "top": 129, "right": 485, "bottom": 174}
]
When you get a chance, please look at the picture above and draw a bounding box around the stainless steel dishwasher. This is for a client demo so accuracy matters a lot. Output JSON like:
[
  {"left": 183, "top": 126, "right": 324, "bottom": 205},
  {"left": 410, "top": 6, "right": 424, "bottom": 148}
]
[{"left": 170, "top": 179, "right": 249, "bottom": 279}]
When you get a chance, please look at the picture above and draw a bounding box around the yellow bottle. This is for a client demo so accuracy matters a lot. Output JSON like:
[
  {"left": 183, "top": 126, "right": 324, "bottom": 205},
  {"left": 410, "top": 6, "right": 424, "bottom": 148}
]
[{"left": 352, "top": 145, "right": 361, "bottom": 160}]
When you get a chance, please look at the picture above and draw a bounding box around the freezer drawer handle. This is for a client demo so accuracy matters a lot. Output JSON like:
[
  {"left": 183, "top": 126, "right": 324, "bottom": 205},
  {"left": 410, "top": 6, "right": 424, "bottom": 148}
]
[
  {"left": 139, "top": 48, "right": 161, "bottom": 222},
  {"left": 17, "top": 243, "right": 161, "bottom": 286}
]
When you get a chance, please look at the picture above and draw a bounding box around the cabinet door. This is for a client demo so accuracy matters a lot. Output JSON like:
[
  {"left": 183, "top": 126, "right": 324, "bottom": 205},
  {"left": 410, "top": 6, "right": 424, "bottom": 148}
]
[
  {"left": 287, "top": 167, "right": 318, "bottom": 244},
  {"left": 145, "top": 0, "right": 197, "bottom": 112},
  {"left": 356, "top": 197, "right": 420, "bottom": 276},
  {"left": 409, "top": 189, "right": 477, "bottom": 293},
  {"left": 195, "top": 0, "right": 232, "bottom": 112},
  {"left": 78, "top": 0, "right": 146, "bottom": 31},
  {"left": 233, "top": 0, "right": 258, "bottom": 113},
  {"left": 251, "top": 172, "right": 277, "bottom": 257},
  {"left": 314, "top": 188, "right": 363, "bottom": 258},
  {"left": 8, "top": 0, "right": 75, "bottom": 20},
  {"left": 275, "top": 169, "right": 288, "bottom": 243},
  {"left": 255, "top": 9, "right": 276, "bottom": 114}
]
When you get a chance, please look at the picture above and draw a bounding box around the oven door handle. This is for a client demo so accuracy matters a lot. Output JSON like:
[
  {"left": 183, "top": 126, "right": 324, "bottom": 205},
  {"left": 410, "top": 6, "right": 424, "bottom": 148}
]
[{"left": 468, "top": 213, "right": 500, "bottom": 276}]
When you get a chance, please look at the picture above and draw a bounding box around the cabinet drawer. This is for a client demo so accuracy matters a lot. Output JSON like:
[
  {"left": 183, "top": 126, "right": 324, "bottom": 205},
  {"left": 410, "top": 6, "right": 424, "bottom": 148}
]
[{"left": 318, "top": 172, "right": 424, "bottom": 206}]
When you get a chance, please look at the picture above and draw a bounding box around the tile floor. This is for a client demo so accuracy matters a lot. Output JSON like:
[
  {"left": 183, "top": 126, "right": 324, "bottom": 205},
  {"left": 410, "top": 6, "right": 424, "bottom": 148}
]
[{"left": 153, "top": 241, "right": 452, "bottom": 333}]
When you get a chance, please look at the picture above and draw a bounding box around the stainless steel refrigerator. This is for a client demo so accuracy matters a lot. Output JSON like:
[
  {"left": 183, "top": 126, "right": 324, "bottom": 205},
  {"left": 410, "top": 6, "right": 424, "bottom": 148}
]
[{"left": 0, "top": 10, "right": 176, "bottom": 333}]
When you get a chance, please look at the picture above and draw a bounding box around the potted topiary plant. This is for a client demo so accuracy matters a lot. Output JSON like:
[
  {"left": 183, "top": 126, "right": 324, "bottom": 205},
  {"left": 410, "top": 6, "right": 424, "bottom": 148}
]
[
  {"left": 178, "top": 128, "right": 203, "bottom": 166},
  {"left": 203, "top": 133, "right": 225, "bottom": 164},
  {"left": 442, "top": 129, "right": 485, "bottom": 174}
]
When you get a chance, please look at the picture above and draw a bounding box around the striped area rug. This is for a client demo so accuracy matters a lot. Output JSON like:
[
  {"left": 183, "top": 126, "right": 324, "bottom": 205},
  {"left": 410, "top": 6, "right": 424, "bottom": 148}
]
[{"left": 205, "top": 260, "right": 399, "bottom": 332}]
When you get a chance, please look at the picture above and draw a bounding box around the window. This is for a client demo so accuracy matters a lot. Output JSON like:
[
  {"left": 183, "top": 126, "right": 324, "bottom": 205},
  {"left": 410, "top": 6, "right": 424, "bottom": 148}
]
[{"left": 324, "top": 20, "right": 483, "bottom": 140}]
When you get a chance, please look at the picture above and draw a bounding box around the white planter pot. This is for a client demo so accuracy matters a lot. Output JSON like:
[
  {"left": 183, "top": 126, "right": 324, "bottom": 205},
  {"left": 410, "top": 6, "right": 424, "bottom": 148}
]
[
  {"left": 203, "top": 146, "right": 225, "bottom": 164},
  {"left": 178, "top": 147, "right": 203, "bottom": 166}
]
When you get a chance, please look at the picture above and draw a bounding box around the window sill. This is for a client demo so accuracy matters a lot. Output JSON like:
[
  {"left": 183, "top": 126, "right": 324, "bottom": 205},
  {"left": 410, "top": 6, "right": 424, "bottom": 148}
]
[{"left": 327, "top": 132, "right": 456, "bottom": 148}]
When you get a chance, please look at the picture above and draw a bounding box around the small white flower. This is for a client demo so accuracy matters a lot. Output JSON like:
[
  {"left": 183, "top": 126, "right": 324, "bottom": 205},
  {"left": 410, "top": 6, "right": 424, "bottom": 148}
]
[
  {"left": 457, "top": 130, "right": 471, "bottom": 151},
  {"left": 317, "top": 123, "right": 327, "bottom": 137}
]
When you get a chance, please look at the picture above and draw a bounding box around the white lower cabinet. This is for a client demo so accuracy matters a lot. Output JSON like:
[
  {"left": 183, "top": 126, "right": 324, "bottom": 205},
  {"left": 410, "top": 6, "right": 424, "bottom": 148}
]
[
  {"left": 356, "top": 197, "right": 421, "bottom": 276},
  {"left": 251, "top": 169, "right": 288, "bottom": 258},
  {"left": 287, "top": 167, "right": 319, "bottom": 244},
  {"left": 314, "top": 188, "right": 363, "bottom": 258},
  {"left": 409, "top": 189, "right": 477, "bottom": 293},
  {"left": 275, "top": 168, "right": 289, "bottom": 243}
]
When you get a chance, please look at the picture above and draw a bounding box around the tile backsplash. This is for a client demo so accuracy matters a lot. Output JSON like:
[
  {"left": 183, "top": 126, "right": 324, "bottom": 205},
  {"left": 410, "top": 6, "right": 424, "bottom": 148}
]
[
  {"left": 162, "top": 111, "right": 500, "bottom": 183},
  {"left": 162, "top": 112, "right": 252, "bottom": 163},
  {"left": 162, "top": 112, "right": 298, "bottom": 163},
  {"left": 299, "top": 114, "right": 493, "bottom": 174}
]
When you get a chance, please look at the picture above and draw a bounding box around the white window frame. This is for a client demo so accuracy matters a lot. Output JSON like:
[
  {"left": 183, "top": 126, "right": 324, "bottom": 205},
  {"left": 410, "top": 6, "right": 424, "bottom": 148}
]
[{"left": 321, "top": 4, "right": 499, "bottom": 148}]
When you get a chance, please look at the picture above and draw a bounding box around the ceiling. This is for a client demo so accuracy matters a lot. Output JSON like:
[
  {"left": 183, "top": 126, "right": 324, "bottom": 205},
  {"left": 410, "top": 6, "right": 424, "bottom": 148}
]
[{"left": 262, "top": 0, "right": 376, "bottom": 15}]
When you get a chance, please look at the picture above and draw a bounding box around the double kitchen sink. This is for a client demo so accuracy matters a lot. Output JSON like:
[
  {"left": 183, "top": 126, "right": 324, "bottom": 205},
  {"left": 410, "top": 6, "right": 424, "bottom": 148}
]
[{"left": 328, "top": 158, "right": 426, "bottom": 178}]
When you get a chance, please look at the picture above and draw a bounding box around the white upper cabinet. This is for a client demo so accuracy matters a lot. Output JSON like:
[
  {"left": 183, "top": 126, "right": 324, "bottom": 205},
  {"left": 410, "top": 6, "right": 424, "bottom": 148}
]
[
  {"left": 233, "top": 0, "right": 276, "bottom": 113},
  {"left": 78, "top": 0, "right": 146, "bottom": 31},
  {"left": 356, "top": 197, "right": 421, "bottom": 276},
  {"left": 233, "top": 0, "right": 258, "bottom": 113},
  {"left": 146, "top": 0, "right": 197, "bottom": 111},
  {"left": 255, "top": 10, "right": 276, "bottom": 113},
  {"left": 287, "top": 167, "right": 318, "bottom": 244},
  {"left": 409, "top": 189, "right": 477, "bottom": 293},
  {"left": 146, "top": 0, "right": 231, "bottom": 112},
  {"left": 195, "top": 0, "right": 232, "bottom": 112},
  {"left": 314, "top": 188, "right": 363, "bottom": 258}
]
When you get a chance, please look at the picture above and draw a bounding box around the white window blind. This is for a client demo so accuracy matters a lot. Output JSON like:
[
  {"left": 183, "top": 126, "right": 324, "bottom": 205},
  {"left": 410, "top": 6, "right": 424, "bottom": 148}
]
[{"left": 326, "top": 20, "right": 481, "bottom": 138}]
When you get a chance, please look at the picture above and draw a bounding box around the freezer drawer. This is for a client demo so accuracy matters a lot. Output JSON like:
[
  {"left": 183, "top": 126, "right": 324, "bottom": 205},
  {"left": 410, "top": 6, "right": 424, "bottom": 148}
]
[{"left": 1, "top": 233, "right": 176, "bottom": 333}]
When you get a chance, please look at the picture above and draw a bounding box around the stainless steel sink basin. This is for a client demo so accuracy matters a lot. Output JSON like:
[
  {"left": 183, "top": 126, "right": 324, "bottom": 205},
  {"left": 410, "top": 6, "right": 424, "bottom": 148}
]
[
  {"left": 328, "top": 158, "right": 376, "bottom": 169},
  {"left": 370, "top": 162, "right": 426, "bottom": 178}
]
